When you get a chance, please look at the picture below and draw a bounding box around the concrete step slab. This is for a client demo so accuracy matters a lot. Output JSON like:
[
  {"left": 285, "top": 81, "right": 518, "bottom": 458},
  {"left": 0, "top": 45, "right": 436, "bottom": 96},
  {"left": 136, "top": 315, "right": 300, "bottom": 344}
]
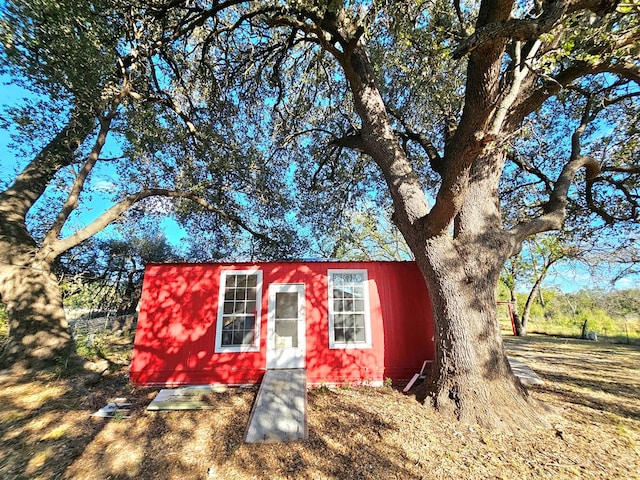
[
  {"left": 508, "top": 356, "right": 544, "bottom": 386},
  {"left": 245, "top": 369, "right": 307, "bottom": 443}
]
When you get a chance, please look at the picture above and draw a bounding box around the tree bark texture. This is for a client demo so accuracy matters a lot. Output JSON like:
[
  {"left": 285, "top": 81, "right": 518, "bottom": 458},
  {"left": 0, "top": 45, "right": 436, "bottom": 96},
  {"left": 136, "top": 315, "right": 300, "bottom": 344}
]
[
  {"left": 416, "top": 237, "right": 537, "bottom": 429},
  {"left": 0, "top": 232, "right": 72, "bottom": 368},
  {"left": 410, "top": 154, "right": 544, "bottom": 429}
]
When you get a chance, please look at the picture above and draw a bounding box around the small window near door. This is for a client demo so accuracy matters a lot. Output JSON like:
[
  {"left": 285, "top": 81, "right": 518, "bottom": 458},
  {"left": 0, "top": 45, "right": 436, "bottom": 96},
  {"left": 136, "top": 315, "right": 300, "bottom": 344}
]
[
  {"left": 328, "top": 269, "right": 372, "bottom": 349},
  {"left": 215, "top": 270, "right": 262, "bottom": 353}
]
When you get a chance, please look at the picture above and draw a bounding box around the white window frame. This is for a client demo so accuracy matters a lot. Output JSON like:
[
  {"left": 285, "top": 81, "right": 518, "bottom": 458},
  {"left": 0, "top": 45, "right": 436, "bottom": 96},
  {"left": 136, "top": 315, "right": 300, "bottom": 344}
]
[
  {"left": 215, "top": 269, "right": 263, "bottom": 353},
  {"left": 328, "top": 269, "right": 372, "bottom": 349}
]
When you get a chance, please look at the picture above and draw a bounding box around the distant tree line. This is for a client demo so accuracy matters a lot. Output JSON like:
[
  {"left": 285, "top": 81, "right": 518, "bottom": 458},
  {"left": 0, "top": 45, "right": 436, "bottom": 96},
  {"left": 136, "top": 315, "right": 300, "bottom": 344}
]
[{"left": 498, "top": 286, "right": 640, "bottom": 342}]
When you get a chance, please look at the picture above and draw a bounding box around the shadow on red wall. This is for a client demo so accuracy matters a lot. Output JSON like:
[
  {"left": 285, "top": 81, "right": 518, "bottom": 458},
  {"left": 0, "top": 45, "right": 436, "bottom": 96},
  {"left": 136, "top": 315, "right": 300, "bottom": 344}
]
[
  {"left": 378, "top": 262, "right": 435, "bottom": 384},
  {"left": 130, "top": 262, "right": 435, "bottom": 386},
  {"left": 130, "top": 265, "right": 265, "bottom": 385}
]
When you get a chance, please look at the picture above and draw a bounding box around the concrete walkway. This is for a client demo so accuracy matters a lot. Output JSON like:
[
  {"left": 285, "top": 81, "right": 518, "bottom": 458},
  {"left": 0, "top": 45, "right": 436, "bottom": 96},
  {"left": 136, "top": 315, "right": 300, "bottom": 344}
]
[{"left": 244, "top": 369, "right": 307, "bottom": 443}]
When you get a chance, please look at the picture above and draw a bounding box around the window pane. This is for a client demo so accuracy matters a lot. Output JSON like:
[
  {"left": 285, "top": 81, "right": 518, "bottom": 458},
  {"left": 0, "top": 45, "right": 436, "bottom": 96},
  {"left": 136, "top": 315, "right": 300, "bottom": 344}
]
[
  {"left": 222, "top": 316, "right": 235, "bottom": 330},
  {"left": 224, "top": 289, "right": 234, "bottom": 301},
  {"left": 244, "top": 316, "right": 255, "bottom": 330},
  {"left": 236, "top": 275, "right": 247, "bottom": 288},
  {"left": 246, "top": 301, "right": 256, "bottom": 314},
  {"left": 354, "top": 313, "right": 365, "bottom": 328},
  {"left": 334, "top": 314, "right": 346, "bottom": 328},
  {"left": 223, "top": 302, "right": 234, "bottom": 314},
  {"left": 243, "top": 330, "right": 255, "bottom": 345},
  {"left": 275, "top": 292, "right": 298, "bottom": 319},
  {"left": 226, "top": 275, "right": 237, "bottom": 288},
  {"left": 334, "top": 328, "right": 345, "bottom": 342},
  {"left": 275, "top": 319, "right": 298, "bottom": 348},
  {"left": 222, "top": 331, "right": 232, "bottom": 346},
  {"left": 345, "top": 314, "right": 356, "bottom": 328},
  {"left": 333, "top": 299, "right": 342, "bottom": 311},
  {"left": 233, "top": 302, "right": 245, "bottom": 314},
  {"left": 354, "top": 299, "right": 364, "bottom": 312},
  {"left": 247, "top": 288, "right": 257, "bottom": 300},
  {"left": 247, "top": 275, "right": 257, "bottom": 288},
  {"left": 355, "top": 328, "right": 366, "bottom": 342}
]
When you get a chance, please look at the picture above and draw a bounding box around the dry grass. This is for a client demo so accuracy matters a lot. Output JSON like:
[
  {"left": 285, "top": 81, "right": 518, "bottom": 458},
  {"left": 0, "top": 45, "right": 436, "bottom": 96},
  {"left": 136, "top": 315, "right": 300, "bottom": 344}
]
[{"left": 1, "top": 334, "right": 639, "bottom": 479}]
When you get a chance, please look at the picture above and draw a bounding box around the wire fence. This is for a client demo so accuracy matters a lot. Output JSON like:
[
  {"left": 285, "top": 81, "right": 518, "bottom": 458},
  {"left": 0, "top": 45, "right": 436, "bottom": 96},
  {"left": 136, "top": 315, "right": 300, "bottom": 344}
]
[{"left": 68, "top": 311, "right": 137, "bottom": 338}]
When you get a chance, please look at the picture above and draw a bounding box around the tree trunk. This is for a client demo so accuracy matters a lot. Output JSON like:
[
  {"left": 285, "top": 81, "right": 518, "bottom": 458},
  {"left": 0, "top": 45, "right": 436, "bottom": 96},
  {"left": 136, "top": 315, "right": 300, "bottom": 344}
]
[
  {"left": 409, "top": 232, "right": 543, "bottom": 430},
  {"left": 581, "top": 319, "right": 589, "bottom": 339},
  {"left": 0, "top": 108, "right": 95, "bottom": 224},
  {"left": 521, "top": 267, "right": 548, "bottom": 333},
  {"left": 337, "top": 42, "right": 547, "bottom": 430},
  {"left": 511, "top": 288, "right": 527, "bottom": 336},
  {"left": 0, "top": 113, "right": 94, "bottom": 370},
  {"left": 117, "top": 269, "right": 142, "bottom": 315},
  {"left": 0, "top": 234, "right": 72, "bottom": 369},
  {"left": 409, "top": 149, "right": 546, "bottom": 430}
]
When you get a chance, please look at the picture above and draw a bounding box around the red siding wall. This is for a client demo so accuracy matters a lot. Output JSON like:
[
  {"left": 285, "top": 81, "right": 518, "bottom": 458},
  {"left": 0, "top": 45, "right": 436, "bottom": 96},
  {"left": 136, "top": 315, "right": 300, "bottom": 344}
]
[{"left": 130, "top": 261, "right": 434, "bottom": 386}]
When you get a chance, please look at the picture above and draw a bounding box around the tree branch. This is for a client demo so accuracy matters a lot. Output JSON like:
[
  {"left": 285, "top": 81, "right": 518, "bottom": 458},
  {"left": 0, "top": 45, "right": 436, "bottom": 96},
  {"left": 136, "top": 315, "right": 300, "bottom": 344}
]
[
  {"left": 149, "top": 54, "right": 198, "bottom": 135},
  {"left": 506, "top": 151, "right": 555, "bottom": 192},
  {"left": 330, "top": 132, "right": 365, "bottom": 152},
  {"left": 601, "top": 165, "right": 640, "bottom": 174},
  {"left": 311, "top": 145, "right": 345, "bottom": 190},
  {"left": 152, "top": 0, "right": 249, "bottom": 46},
  {"left": 509, "top": 55, "right": 640, "bottom": 128},
  {"left": 587, "top": 175, "right": 639, "bottom": 224},
  {"left": 509, "top": 154, "right": 600, "bottom": 248},
  {"left": 453, "top": 0, "right": 469, "bottom": 36},
  {"left": 387, "top": 108, "right": 444, "bottom": 174},
  {"left": 42, "top": 188, "right": 270, "bottom": 260},
  {"left": 489, "top": 39, "right": 542, "bottom": 135},
  {"left": 452, "top": 0, "right": 618, "bottom": 59},
  {"left": 42, "top": 84, "right": 131, "bottom": 250},
  {"left": 508, "top": 94, "right": 601, "bottom": 251}
]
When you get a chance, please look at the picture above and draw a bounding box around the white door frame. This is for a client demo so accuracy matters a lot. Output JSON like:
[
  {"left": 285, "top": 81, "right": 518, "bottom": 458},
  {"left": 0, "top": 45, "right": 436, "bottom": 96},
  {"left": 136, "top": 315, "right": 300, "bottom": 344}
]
[{"left": 266, "top": 283, "right": 306, "bottom": 369}]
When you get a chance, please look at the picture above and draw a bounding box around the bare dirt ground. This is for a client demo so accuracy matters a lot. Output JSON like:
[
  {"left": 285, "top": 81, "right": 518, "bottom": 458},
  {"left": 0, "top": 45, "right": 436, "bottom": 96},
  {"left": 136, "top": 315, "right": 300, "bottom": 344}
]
[{"left": 1, "top": 334, "right": 639, "bottom": 479}]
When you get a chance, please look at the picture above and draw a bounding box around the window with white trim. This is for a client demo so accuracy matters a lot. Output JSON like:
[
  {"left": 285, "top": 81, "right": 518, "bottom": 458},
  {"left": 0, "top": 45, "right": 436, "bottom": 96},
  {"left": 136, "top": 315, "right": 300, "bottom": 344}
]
[
  {"left": 215, "top": 270, "right": 262, "bottom": 352},
  {"left": 328, "top": 269, "right": 372, "bottom": 348}
]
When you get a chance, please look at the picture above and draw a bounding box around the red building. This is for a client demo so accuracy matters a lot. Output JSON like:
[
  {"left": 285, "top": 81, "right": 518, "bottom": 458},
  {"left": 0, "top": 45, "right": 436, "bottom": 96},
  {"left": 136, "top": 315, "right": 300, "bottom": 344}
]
[{"left": 130, "top": 261, "right": 435, "bottom": 386}]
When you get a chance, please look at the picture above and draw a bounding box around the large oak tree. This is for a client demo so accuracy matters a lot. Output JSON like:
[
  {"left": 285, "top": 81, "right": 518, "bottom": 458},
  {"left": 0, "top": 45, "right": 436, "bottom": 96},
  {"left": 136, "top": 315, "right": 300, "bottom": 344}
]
[{"left": 145, "top": 0, "right": 639, "bottom": 429}]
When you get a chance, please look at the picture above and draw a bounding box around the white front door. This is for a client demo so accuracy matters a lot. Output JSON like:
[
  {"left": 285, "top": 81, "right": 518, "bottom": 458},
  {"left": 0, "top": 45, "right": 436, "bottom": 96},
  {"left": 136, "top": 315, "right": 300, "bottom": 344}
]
[{"left": 267, "top": 284, "right": 306, "bottom": 369}]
